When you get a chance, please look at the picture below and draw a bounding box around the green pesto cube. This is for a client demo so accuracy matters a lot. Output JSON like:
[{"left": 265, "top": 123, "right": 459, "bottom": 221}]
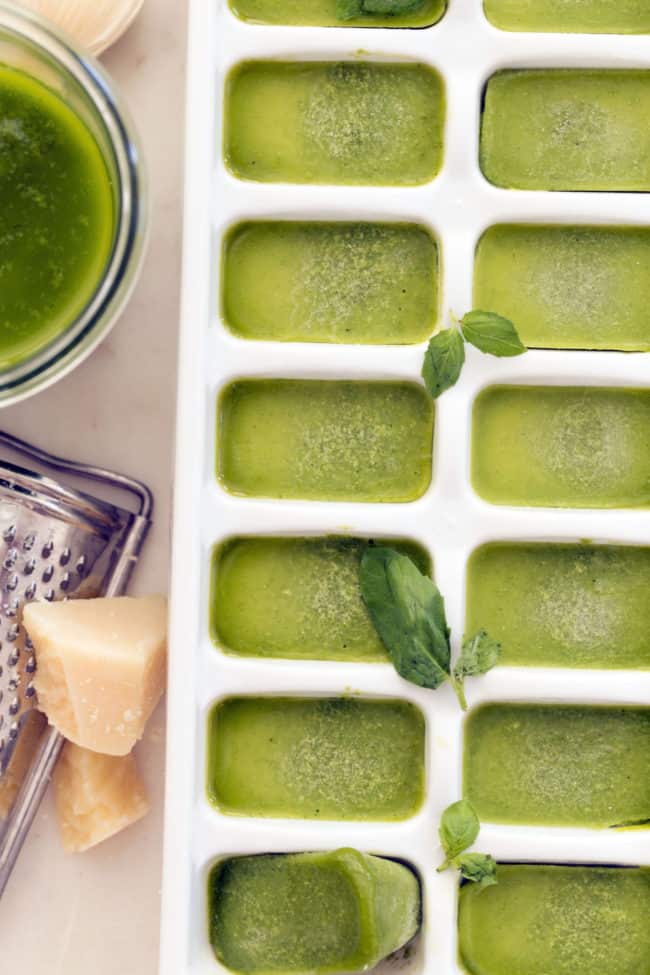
[
  {"left": 459, "top": 865, "right": 650, "bottom": 975},
  {"left": 472, "top": 385, "right": 650, "bottom": 508},
  {"left": 222, "top": 222, "right": 439, "bottom": 345},
  {"left": 466, "top": 542, "right": 650, "bottom": 669},
  {"left": 217, "top": 380, "right": 434, "bottom": 502},
  {"left": 480, "top": 70, "right": 650, "bottom": 191},
  {"left": 224, "top": 61, "right": 445, "bottom": 185},
  {"left": 207, "top": 696, "right": 425, "bottom": 820},
  {"left": 229, "top": 0, "right": 446, "bottom": 26},
  {"left": 474, "top": 225, "right": 650, "bottom": 351},
  {"left": 211, "top": 536, "right": 430, "bottom": 661},
  {"left": 209, "top": 850, "right": 420, "bottom": 975},
  {"left": 484, "top": 0, "right": 650, "bottom": 33},
  {"left": 464, "top": 703, "right": 650, "bottom": 828}
]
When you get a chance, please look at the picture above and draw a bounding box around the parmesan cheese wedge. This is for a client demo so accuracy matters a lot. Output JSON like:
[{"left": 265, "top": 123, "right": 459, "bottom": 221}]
[
  {"left": 24, "top": 595, "right": 167, "bottom": 756},
  {"left": 54, "top": 742, "right": 149, "bottom": 852}
]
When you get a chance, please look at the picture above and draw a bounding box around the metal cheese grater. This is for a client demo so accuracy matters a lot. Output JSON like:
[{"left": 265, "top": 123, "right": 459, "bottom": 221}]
[{"left": 0, "top": 430, "right": 153, "bottom": 897}]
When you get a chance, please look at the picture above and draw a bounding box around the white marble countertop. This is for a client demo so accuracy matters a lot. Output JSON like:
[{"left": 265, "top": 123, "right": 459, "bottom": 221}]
[{"left": 0, "top": 2, "right": 187, "bottom": 971}]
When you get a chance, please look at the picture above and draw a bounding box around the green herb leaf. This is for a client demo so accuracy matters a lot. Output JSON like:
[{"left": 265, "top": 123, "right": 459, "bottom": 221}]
[
  {"left": 460, "top": 310, "right": 526, "bottom": 357},
  {"left": 361, "top": 0, "right": 424, "bottom": 13},
  {"left": 421, "top": 327, "right": 465, "bottom": 399},
  {"left": 336, "top": 0, "right": 363, "bottom": 19},
  {"left": 437, "top": 799, "right": 480, "bottom": 871},
  {"left": 359, "top": 547, "right": 451, "bottom": 691},
  {"left": 452, "top": 630, "right": 501, "bottom": 710},
  {"left": 455, "top": 853, "right": 498, "bottom": 889}
]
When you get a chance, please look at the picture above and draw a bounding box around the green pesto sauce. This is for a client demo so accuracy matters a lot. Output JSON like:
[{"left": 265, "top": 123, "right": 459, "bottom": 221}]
[
  {"left": 466, "top": 542, "right": 650, "bottom": 670},
  {"left": 224, "top": 61, "right": 445, "bottom": 186},
  {"left": 480, "top": 70, "right": 650, "bottom": 191},
  {"left": 207, "top": 696, "right": 426, "bottom": 820},
  {"left": 211, "top": 536, "right": 430, "bottom": 661},
  {"left": 459, "top": 865, "right": 650, "bottom": 975},
  {"left": 472, "top": 385, "right": 650, "bottom": 509},
  {"left": 208, "top": 850, "right": 420, "bottom": 975},
  {"left": 464, "top": 703, "right": 650, "bottom": 827},
  {"left": 0, "top": 66, "right": 114, "bottom": 367},
  {"left": 216, "top": 379, "right": 434, "bottom": 502},
  {"left": 222, "top": 222, "right": 439, "bottom": 345},
  {"left": 229, "top": 0, "right": 446, "bottom": 26}
]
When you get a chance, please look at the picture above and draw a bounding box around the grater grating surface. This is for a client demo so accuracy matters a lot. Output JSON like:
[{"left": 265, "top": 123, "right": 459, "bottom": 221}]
[{"left": 0, "top": 431, "right": 153, "bottom": 896}]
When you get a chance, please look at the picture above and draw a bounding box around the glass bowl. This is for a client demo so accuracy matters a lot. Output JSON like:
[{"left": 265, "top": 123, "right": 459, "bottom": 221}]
[{"left": 0, "top": 0, "right": 148, "bottom": 405}]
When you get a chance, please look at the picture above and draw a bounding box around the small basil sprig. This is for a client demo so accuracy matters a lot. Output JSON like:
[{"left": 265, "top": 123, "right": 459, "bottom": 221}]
[
  {"left": 421, "top": 310, "right": 526, "bottom": 400},
  {"left": 359, "top": 547, "right": 501, "bottom": 710},
  {"left": 336, "top": 0, "right": 424, "bottom": 18},
  {"left": 453, "top": 630, "right": 502, "bottom": 711},
  {"left": 437, "top": 800, "right": 498, "bottom": 889}
]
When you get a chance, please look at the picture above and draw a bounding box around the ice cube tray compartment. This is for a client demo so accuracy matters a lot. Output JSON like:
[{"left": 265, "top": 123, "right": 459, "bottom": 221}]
[{"left": 163, "top": 1, "right": 650, "bottom": 973}]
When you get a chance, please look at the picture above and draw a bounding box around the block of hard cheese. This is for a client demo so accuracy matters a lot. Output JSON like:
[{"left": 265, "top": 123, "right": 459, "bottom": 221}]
[
  {"left": 24, "top": 595, "right": 167, "bottom": 755},
  {"left": 54, "top": 742, "right": 149, "bottom": 852}
]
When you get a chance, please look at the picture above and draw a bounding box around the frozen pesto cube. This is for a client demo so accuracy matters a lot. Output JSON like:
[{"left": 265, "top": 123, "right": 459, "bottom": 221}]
[
  {"left": 463, "top": 702, "right": 650, "bottom": 828},
  {"left": 483, "top": 0, "right": 650, "bottom": 33},
  {"left": 211, "top": 536, "right": 431, "bottom": 662},
  {"left": 224, "top": 61, "right": 445, "bottom": 185},
  {"left": 209, "top": 849, "right": 420, "bottom": 975},
  {"left": 480, "top": 70, "right": 650, "bottom": 190},
  {"left": 217, "top": 380, "right": 434, "bottom": 502},
  {"left": 229, "top": 0, "right": 447, "bottom": 27},
  {"left": 466, "top": 542, "right": 650, "bottom": 669},
  {"left": 207, "top": 696, "right": 426, "bottom": 820},
  {"left": 471, "top": 385, "right": 650, "bottom": 508},
  {"left": 473, "top": 225, "right": 650, "bottom": 351},
  {"left": 222, "top": 222, "right": 439, "bottom": 345},
  {"left": 459, "top": 865, "right": 650, "bottom": 975}
]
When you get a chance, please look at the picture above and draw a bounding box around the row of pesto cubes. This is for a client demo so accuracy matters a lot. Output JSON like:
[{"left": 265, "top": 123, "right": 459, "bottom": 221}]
[
  {"left": 224, "top": 62, "right": 650, "bottom": 191},
  {"left": 207, "top": 541, "right": 650, "bottom": 975},
  {"left": 228, "top": 0, "right": 650, "bottom": 32}
]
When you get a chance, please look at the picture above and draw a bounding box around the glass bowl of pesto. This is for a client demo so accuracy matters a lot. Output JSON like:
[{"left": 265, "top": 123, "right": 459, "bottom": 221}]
[{"left": 0, "top": 1, "right": 147, "bottom": 404}]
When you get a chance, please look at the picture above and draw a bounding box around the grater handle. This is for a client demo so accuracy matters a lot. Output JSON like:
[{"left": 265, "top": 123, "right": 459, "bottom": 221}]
[{"left": 0, "top": 512, "right": 152, "bottom": 899}]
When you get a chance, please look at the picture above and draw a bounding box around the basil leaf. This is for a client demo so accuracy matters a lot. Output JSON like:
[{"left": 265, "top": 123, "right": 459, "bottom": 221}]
[
  {"left": 359, "top": 547, "right": 451, "bottom": 691},
  {"left": 455, "top": 853, "right": 498, "bottom": 889},
  {"left": 336, "top": 0, "right": 363, "bottom": 18},
  {"left": 460, "top": 310, "right": 526, "bottom": 357},
  {"left": 452, "top": 630, "right": 501, "bottom": 710},
  {"left": 421, "top": 327, "right": 465, "bottom": 399},
  {"left": 361, "top": 0, "right": 424, "bottom": 13},
  {"left": 437, "top": 799, "right": 480, "bottom": 870}
]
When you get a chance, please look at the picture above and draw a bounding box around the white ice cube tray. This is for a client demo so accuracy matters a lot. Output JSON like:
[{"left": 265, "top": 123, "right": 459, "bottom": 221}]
[{"left": 161, "top": 1, "right": 650, "bottom": 972}]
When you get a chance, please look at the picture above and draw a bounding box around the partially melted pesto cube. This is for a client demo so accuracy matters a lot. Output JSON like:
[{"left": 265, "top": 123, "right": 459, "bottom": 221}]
[
  {"left": 459, "top": 865, "right": 650, "bottom": 975},
  {"left": 207, "top": 696, "right": 426, "bottom": 820},
  {"left": 464, "top": 702, "right": 650, "bottom": 827},
  {"left": 471, "top": 385, "right": 650, "bottom": 508},
  {"left": 480, "top": 70, "right": 650, "bottom": 191},
  {"left": 211, "top": 536, "right": 430, "bottom": 661},
  {"left": 217, "top": 379, "right": 434, "bottom": 502},
  {"left": 209, "top": 849, "right": 420, "bottom": 975},
  {"left": 224, "top": 61, "right": 445, "bottom": 185},
  {"left": 222, "top": 222, "right": 439, "bottom": 345}
]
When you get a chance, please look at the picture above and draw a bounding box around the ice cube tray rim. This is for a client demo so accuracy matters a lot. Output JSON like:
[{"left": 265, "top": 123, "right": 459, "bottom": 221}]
[{"left": 162, "top": 2, "right": 650, "bottom": 973}]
